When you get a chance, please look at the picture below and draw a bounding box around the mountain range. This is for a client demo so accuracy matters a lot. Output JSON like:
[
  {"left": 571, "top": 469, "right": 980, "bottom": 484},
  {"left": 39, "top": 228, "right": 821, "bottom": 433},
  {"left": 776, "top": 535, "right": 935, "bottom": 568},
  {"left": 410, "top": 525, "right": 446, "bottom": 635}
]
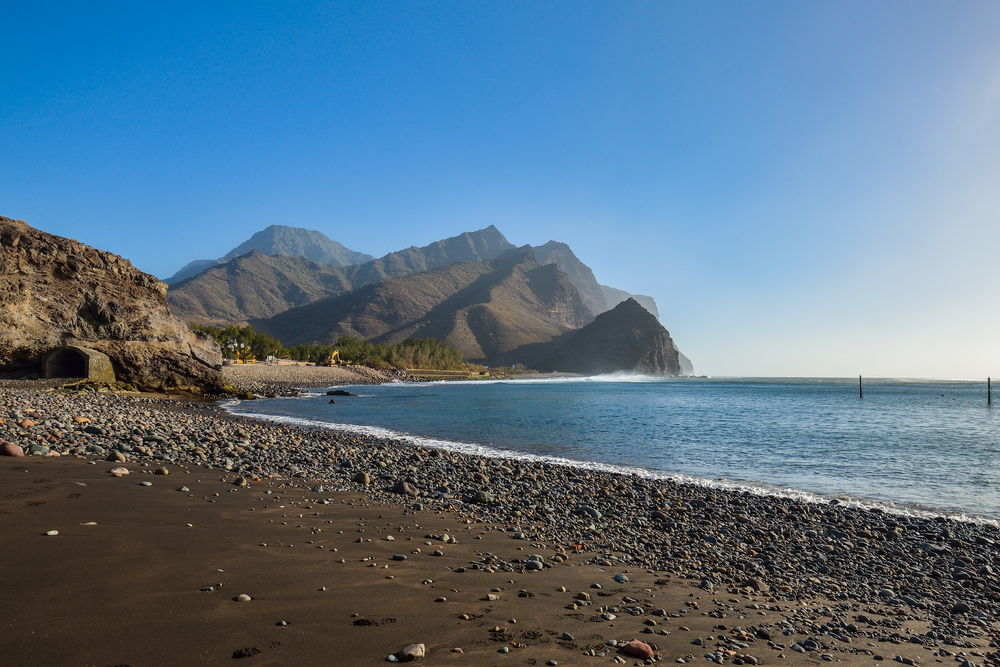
[
  {"left": 164, "top": 224, "right": 692, "bottom": 373},
  {"left": 254, "top": 246, "right": 594, "bottom": 365}
]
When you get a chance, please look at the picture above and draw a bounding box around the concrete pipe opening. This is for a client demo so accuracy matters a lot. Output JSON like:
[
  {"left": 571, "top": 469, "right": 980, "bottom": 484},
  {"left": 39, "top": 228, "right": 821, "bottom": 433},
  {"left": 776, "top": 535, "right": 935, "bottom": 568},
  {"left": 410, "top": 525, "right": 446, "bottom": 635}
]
[{"left": 44, "top": 348, "right": 87, "bottom": 378}]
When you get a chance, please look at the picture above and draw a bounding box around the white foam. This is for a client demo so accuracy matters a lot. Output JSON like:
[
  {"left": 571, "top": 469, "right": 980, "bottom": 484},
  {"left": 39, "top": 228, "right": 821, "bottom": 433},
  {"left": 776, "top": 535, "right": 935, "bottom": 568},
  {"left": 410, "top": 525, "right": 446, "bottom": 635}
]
[{"left": 223, "top": 399, "right": 998, "bottom": 526}]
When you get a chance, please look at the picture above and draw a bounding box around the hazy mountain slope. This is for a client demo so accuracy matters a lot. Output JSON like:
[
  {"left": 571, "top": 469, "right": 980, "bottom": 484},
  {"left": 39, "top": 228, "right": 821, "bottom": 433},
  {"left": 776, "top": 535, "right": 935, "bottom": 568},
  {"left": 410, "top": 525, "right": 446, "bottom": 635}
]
[
  {"left": 165, "top": 259, "right": 224, "bottom": 285},
  {"left": 163, "top": 225, "right": 372, "bottom": 284},
  {"left": 532, "top": 241, "right": 607, "bottom": 316},
  {"left": 253, "top": 247, "right": 593, "bottom": 364},
  {"left": 678, "top": 351, "right": 694, "bottom": 375},
  {"left": 168, "top": 226, "right": 517, "bottom": 325},
  {"left": 221, "top": 225, "right": 374, "bottom": 266},
  {"left": 167, "top": 251, "right": 354, "bottom": 325},
  {"left": 536, "top": 298, "right": 681, "bottom": 376},
  {"left": 600, "top": 284, "right": 660, "bottom": 320}
]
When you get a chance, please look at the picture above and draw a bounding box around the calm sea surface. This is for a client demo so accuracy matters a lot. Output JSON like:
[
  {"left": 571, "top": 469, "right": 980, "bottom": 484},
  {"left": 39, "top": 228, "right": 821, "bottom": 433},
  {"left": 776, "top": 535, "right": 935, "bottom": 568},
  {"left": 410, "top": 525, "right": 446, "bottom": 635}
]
[{"left": 226, "top": 377, "right": 1000, "bottom": 522}]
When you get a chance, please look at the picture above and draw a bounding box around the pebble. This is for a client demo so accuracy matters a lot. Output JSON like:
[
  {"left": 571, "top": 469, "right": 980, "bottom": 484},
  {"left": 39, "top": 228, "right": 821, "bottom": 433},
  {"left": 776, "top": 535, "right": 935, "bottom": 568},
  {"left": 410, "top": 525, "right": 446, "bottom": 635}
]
[
  {"left": 45, "top": 530, "right": 58, "bottom": 536},
  {"left": 140, "top": 481, "right": 152, "bottom": 487},
  {"left": 235, "top": 594, "right": 252, "bottom": 602}
]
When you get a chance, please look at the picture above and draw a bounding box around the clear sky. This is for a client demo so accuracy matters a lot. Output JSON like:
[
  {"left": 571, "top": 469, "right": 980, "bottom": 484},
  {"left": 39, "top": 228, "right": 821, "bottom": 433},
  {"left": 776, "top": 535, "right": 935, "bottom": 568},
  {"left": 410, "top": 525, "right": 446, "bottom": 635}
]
[{"left": 3, "top": 2, "right": 999, "bottom": 377}]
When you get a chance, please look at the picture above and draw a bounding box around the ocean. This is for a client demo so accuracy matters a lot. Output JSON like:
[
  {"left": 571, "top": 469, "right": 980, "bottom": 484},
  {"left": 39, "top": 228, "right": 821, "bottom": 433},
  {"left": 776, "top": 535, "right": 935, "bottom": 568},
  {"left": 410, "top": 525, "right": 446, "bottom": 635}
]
[{"left": 225, "top": 376, "right": 1000, "bottom": 522}]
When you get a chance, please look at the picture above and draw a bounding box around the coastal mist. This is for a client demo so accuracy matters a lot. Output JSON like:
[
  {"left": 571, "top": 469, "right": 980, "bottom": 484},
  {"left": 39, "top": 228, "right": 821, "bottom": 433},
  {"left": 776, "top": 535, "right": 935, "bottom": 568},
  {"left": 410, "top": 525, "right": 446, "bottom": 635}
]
[{"left": 228, "top": 377, "right": 1000, "bottom": 522}]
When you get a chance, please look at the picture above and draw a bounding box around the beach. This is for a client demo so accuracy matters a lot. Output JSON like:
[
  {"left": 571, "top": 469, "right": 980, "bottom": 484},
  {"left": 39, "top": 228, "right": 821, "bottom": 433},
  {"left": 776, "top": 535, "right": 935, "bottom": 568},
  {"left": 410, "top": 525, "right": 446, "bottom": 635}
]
[{"left": 2, "top": 384, "right": 1000, "bottom": 667}]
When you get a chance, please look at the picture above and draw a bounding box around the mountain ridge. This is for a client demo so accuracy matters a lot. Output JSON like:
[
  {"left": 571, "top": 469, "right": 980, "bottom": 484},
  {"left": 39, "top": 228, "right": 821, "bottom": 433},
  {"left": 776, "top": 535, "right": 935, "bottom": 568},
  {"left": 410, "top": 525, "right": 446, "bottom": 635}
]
[
  {"left": 167, "top": 226, "right": 517, "bottom": 326},
  {"left": 252, "top": 246, "right": 593, "bottom": 364},
  {"left": 163, "top": 224, "right": 373, "bottom": 284}
]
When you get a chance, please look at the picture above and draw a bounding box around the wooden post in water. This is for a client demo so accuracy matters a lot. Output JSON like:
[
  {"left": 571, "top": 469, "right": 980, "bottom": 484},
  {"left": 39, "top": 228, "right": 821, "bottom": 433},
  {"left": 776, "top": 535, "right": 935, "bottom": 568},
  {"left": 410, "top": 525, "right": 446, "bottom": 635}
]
[
  {"left": 989, "top": 377, "right": 992, "bottom": 406},
  {"left": 859, "top": 375, "right": 863, "bottom": 399}
]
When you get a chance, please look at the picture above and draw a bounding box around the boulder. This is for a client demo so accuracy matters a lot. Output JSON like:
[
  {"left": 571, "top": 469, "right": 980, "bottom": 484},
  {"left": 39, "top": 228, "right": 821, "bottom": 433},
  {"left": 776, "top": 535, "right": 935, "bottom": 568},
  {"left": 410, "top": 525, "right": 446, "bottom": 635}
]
[
  {"left": 393, "top": 480, "right": 419, "bottom": 497},
  {"left": 622, "top": 640, "right": 654, "bottom": 659},
  {"left": 0, "top": 442, "right": 25, "bottom": 457},
  {"left": 0, "top": 216, "right": 225, "bottom": 393},
  {"left": 399, "top": 643, "right": 426, "bottom": 661}
]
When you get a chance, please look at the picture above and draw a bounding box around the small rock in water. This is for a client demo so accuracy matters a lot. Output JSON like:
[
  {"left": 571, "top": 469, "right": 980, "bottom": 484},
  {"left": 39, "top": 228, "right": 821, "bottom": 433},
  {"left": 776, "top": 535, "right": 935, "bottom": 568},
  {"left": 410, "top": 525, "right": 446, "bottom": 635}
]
[
  {"left": 392, "top": 554, "right": 406, "bottom": 561},
  {"left": 235, "top": 594, "right": 252, "bottom": 602}
]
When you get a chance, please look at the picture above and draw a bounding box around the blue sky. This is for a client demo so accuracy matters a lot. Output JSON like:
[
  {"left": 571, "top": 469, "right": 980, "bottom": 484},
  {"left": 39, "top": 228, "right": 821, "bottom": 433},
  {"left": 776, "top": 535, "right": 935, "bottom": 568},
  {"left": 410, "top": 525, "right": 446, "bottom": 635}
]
[{"left": 3, "top": 1, "right": 1000, "bottom": 377}]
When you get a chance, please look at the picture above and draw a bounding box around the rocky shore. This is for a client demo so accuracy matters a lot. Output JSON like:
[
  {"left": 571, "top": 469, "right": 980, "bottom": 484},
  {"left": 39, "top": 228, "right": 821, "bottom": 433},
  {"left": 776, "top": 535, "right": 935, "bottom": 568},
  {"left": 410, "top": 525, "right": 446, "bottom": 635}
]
[
  {"left": 222, "top": 363, "right": 412, "bottom": 395},
  {"left": 3, "top": 386, "right": 1000, "bottom": 666}
]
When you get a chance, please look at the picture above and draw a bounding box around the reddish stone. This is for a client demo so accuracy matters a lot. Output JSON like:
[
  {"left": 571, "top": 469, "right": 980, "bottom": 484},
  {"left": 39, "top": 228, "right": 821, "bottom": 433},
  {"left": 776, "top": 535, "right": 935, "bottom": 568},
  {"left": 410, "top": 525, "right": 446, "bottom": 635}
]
[
  {"left": 0, "top": 442, "right": 25, "bottom": 457},
  {"left": 18, "top": 419, "right": 35, "bottom": 428},
  {"left": 473, "top": 472, "right": 489, "bottom": 482},
  {"left": 622, "top": 640, "right": 653, "bottom": 659}
]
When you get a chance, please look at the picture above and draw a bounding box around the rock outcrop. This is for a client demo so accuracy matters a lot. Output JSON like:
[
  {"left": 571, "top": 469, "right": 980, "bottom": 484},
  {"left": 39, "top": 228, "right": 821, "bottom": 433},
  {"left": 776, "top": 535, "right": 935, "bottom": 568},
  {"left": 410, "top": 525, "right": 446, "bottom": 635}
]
[
  {"left": 0, "top": 216, "right": 225, "bottom": 393},
  {"left": 536, "top": 298, "right": 680, "bottom": 376}
]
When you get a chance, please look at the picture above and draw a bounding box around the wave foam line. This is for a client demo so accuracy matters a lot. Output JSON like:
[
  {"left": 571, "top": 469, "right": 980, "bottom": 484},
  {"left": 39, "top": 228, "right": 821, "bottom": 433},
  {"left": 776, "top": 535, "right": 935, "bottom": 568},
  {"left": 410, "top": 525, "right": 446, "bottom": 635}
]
[{"left": 223, "top": 401, "right": 998, "bottom": 527}]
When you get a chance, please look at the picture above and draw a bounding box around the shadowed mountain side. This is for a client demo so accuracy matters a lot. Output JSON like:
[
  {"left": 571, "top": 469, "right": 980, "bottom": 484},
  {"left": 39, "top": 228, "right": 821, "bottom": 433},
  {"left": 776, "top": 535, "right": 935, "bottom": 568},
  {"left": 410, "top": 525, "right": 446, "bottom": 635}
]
[
  {"left": 166, "top": 252, "right": 355, "bottom": 325},
  {"left": 532, "top": 241, "right": 607, "bottom": 316},
  {"left": 536, "top": 298, "right": 680, "bottom": 376},
  {"left": 165, "top": 258, "right": 224, "bottom": 285},
  {"left": 252, "top": 247, "right": 594, "bottom": 364},
  {"left": 221, "top": 225, "right": 374, "bottom": 266},
  {"left": 600, "top": 284, "right": 660, "bottom": 320},
  {"left": 167, "top": 226, "right": 517, "bottom": 325}
]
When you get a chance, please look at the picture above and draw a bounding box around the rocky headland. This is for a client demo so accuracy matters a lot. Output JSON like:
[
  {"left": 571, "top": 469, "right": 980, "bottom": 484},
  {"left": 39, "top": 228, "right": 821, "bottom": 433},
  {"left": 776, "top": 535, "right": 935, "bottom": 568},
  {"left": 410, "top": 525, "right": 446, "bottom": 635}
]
[
  {"left": 537, "top": 298, "right": 682, "bottom": 376},
  {"left": 0, "top": 216, "right": 225, "bottom": 394}
]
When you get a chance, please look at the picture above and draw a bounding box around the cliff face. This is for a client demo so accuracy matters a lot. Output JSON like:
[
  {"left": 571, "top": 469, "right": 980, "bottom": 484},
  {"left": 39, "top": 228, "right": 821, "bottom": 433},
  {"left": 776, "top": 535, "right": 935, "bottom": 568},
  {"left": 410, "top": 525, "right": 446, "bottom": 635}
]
[
  {"left": 254, "top": 246, "right": 594, "bottom": 364},
  {"left": 536, "top": 298, "right": 680, "bottom": 376},
  {"left": 532, "top": 241, "right": 607, "bottom": 316},
  {"left": 0, "top": 217, "right": 225, "bottom": 393}
]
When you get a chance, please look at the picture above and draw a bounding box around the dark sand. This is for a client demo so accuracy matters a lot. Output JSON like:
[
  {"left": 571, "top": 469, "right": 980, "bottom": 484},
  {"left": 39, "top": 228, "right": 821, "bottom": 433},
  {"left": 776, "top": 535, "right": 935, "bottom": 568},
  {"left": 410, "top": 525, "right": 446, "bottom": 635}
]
[{"left": 0, "top": 455, "right": 948, "bottom": 667}]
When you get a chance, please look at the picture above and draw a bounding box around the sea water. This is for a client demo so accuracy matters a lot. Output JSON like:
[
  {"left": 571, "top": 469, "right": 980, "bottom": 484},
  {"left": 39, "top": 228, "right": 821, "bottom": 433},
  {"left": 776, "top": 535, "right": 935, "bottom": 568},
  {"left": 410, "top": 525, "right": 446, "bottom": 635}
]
[{"left": 226, "top": 377, "right": 1000, "bottom": 522}]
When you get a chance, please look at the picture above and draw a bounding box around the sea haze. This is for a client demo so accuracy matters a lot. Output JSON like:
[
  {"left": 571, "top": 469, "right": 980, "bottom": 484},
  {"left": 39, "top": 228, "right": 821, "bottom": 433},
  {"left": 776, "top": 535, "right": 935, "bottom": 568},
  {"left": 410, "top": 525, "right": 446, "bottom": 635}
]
[{"left": 226, "top": 377, "right": 1000, "bottom": 522}]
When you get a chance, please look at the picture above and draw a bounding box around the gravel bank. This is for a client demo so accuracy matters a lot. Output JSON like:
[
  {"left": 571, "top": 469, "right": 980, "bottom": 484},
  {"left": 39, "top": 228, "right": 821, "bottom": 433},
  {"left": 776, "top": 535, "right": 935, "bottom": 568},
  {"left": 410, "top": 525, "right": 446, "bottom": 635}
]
[
  {"left": 3, "top": 387, "right": 1000, "bottom": 665},
  {"left": 222, "top": 363, "right": 410, "bottom": 394}
]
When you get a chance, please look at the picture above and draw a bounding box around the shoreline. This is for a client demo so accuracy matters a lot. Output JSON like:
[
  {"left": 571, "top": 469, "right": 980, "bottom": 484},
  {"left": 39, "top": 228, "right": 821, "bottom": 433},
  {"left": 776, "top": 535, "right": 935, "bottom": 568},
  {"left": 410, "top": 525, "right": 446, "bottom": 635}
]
[
  {"left": 226, "top": 396, "right": 1000, "bottom": 527},
  {"left": 3, "top": 385, "right": 1000, "bottom": 665}
]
